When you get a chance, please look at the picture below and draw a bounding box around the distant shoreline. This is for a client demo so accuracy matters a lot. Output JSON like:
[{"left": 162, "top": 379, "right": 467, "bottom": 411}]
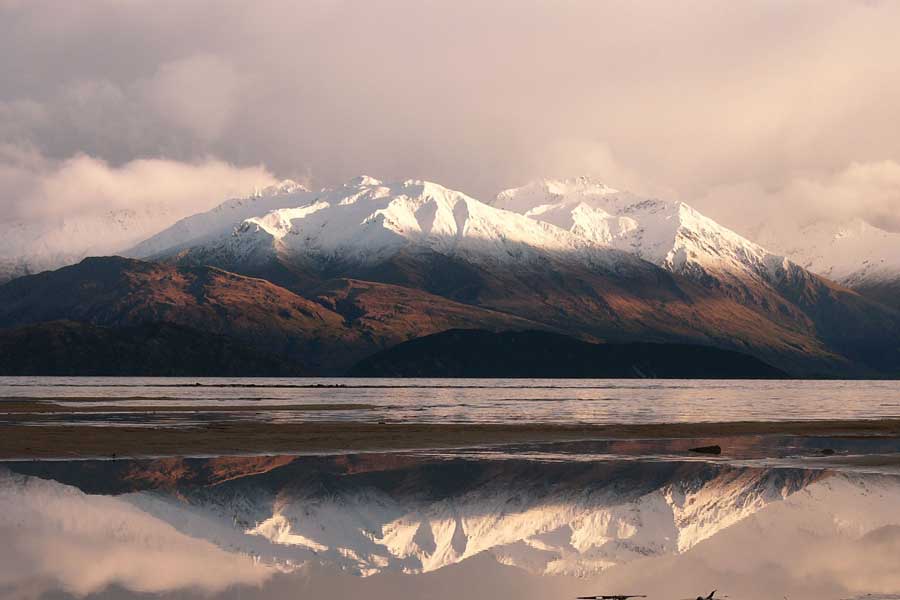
[{"left": 4, "top": 418, "right": 900, "bottom": 460}]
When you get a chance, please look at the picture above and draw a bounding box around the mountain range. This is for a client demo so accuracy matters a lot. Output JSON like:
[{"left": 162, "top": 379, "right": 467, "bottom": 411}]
[{"left": 1, "top": 176, "right": 897, "bottom": 377}]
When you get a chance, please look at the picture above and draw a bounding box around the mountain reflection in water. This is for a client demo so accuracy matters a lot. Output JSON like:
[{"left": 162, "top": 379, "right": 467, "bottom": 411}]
[{"left": 2, "top": 454, "right": 900, "bottom": 600}]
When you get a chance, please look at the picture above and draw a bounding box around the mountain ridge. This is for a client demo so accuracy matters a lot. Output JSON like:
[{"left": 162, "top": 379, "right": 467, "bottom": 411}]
[
  {"left": 759, "top": 218, "right": 900, "bottom": 311},
  {"left": 122, "top": 176, "right": 897, "bottom": 377},
  {"left": 0, "top": 256, "right": 558, "bottom": 375},
  {"left": 2, "top": 176, "right": 897, "bottom": 377}
]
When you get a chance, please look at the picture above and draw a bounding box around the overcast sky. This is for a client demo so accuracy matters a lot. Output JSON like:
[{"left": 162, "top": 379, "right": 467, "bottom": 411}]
[{"left": 2, "top": 0, "right": 900, "bottom": 237}]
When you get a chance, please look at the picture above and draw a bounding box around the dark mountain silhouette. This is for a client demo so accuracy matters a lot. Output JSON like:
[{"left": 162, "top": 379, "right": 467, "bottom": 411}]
[
  {"left": 348, "top": 329, "right": 788, "bottom": 379},
  {"left": 0, "top": 320, "right": 301, "bottom": 376},
  {"left": 0, "top": 255, "right": 896, "bottom": 377},
  {"left": 0, "top": 257, "right": 546, "bottom": 375}
]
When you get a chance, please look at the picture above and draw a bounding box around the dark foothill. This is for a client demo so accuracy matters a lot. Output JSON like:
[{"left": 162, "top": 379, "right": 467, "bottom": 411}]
[{"left": 689, "top": 445, "right": 722, "bottom": 455}]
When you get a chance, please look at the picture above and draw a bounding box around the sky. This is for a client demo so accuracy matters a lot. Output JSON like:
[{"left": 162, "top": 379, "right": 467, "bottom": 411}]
[{"left": 2, "top": 0, "right": 900, "bottom": 239}]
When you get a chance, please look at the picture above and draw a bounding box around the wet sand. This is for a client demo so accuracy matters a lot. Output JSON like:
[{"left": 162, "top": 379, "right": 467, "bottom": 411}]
[{"left": 3, "top": 419, "right": 900, "bottom": 460}]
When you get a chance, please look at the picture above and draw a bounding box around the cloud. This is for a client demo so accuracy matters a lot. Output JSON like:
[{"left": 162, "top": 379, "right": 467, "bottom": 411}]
[
  {"left": 1, "top": 0, "right": 900, "bottom": 236},
  {"left": 142, "top": 54, "right": 241, "bottom": 142},
  {"left": 0, "top": 149, "right": 276, "bottom": 270},
  {"left": 0, "top": 150, "right": 275, "bottom": 223},
  {"left": 696, "top": 160, "right": 900, "bottom": 240},
  {"left": 782, "top": 161, "right": 900, "bottom": 231}
]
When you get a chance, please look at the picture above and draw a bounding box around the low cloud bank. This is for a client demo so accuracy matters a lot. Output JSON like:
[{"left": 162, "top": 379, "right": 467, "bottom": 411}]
[{"left": 0, "top": 148, "right": 275, "bottom": 224}]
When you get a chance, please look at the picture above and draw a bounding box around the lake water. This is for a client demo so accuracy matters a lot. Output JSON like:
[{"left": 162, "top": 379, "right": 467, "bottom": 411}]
[
  {"left": 2, "top": 453, "right": 900, "bottom": 600},
  {"left": 2, "top": 376, "right": 900, "bottom": 426},
  {"left": 3, "top": 377, "right": 900, "bottom": 599}
]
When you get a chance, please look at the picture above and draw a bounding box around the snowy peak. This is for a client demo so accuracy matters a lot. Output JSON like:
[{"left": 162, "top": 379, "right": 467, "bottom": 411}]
[
  {"left": 494, "top": 177, "right": 625, "bottom": 215},
  {"left": 137, "top": 173, "right": 801, "bottom": 286},
  {"left": 345, "top": 174, "right": 383, "bottom": 187},
  {"left": 759, "top": 218, "right": 900, "bottom": 286},
  {"left": 251, "top": 177, "right": 610, "bottom": 265},
  {"left": 260, "top": 179, "right": 306, "bottom": 196},
  {"left": 127, "top": 180, "right": 310, "bottom": 258},
  {"left": 496, "top": 178, "right": 785, "bottom": 284},
  {"left": 136, "top": 177, "right": 634, "bottom": 271},
  {"left": 496, "top": 178, "right": 640, "bottom": 247},
  {"left": 127, "top": 174, "right": 814, "bottom": 295}
]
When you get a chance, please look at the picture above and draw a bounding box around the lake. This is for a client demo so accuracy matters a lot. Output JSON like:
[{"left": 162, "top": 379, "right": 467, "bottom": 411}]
[
  {"left": 2, "top": 376, "right": 900, "bottom": 426},
  {"left": 2, "top": 377, "right": 899, "bottom": 599}
]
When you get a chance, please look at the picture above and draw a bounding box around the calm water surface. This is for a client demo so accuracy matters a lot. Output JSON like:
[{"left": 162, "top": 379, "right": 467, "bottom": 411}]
[
  {"left": 1, "top": 377, "right": 899, "bottom": 426},
  {"left": 3, "top": 453, "right": 900, "bottom": 600},
  {"left": 3, "top": 377, "right": 900, "bottom": 599}
]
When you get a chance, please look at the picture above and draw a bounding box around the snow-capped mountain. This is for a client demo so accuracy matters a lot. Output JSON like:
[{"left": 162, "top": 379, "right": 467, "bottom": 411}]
[
  {"left": 130, "top": 176, "right": 638, "bottom": 273},
  {"left": 7, "top": 173, "right": 895, "bottom": 312},
  {"left": 494, "top": 177, "right": 791, "bottom": 287},
  {"left": 4, "top": 173, "right": 894, "bottom": 376},
  {"left": 29, "top": 172, "right": 883, "bottom": 304},
  {"left": 764, "top": 218, "right": 900, "bottom": 284},
  {"left": 0, "top": 207, "right": 179, "bottom": 282},
  {"left": 127, "top": 179, "right": 307, "bottom": 258},
  {"left": 116, "top": 174, "right": 900, "bottom": 378},
  {"left": 0, "top": 181, "right": 306, "bottom": 284},
  {"left": 117, "top": 460, "right": 816, "bottom": 578},
  {"left": 757, "top": 218, "right": 900, "bottom": 309},
  {"left": 134, "top": 175, "right": 795, "bottom": 285}
]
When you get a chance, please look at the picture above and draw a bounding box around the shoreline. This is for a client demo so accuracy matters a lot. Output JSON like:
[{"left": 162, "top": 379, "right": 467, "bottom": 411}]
[{"left": 3, "top": 419, "right": 900, "bottom": 460}]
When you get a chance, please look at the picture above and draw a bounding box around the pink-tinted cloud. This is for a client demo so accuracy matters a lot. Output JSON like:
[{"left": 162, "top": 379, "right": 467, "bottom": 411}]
[{"left": 1, "top": 0, "right": 900, "bottom": 235}]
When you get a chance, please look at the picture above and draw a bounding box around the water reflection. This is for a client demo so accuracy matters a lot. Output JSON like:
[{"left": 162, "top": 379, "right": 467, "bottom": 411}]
[
  {"left": 0, "top": 469, "right": 269, "bottom": 598},
  {"left": 3, "top": 454, "right": 900, "bottom": 600}
]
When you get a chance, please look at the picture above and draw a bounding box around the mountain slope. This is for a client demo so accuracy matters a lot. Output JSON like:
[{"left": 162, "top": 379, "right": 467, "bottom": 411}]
[
  {"left": 493, "top": 178, "right": 900, "bottom": 374},
  {"left": 494, "top": 177, "right": 785, "bottom": 286},
  {"left": 0, "top": 256, "right": 352, "bottom": 372},
  {"left": 132, "top": 176, "right": 639, "bottom": 280},
  {"left": 132, "top": 176, "right": 900, "bottom": 376},
  {"left": 127, "top": 180, "right": 307, "bottom": 258},
  {"left": 0, "top": 256, "right": 552, "bottom": 374},
  {"left": 493, "top": 178, "right": 851, "bottom": 321}
]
